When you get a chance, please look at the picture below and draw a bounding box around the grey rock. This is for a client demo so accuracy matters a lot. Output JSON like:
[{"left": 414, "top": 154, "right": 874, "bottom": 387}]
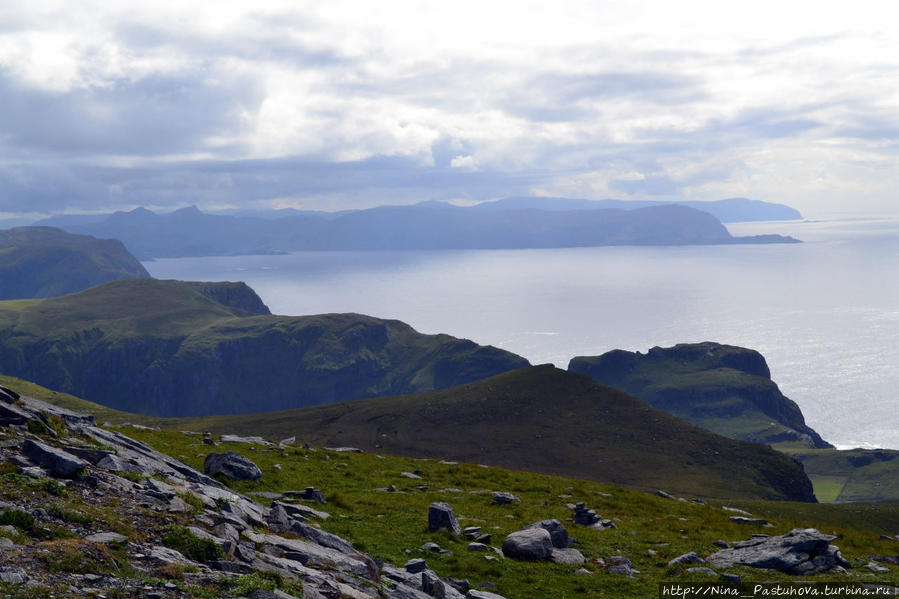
[
  {"left": 84, "top": 532, "right": 128, "bottom": 545},
  {"left": 687, "top": 567, "right": 718, "bottom": 576},
  {"left": 502, "top": 528, "right": 553, "bottom": 560},
  {"left": 524, "top": 519, "right": 569, "bottom": 549},
  {"left": 605, "top": 556, "right": 639, "bottom": 577},
  {"left": 445, "top": 578, "right": 469, "bottom": 593},
  {"left": 21, "top": 439, "right": 86, "bottom": 478},
  {"left": 0, "top": 567, "right": 26, "bottom": 584},
  {"left": 468, "top": 543, "right": 490, "bottom": 552},
  {"left": 204, "top": 451, "right": 262, "bottom": 482},
  {"left": 422, "top": 570, "right": 446, "bottom": 598},
  {"left": 720, "top": 573, "right": 742, "bottom": 585},
  {"left": 575, "top": 568, "right": 591, "bottom": 575},
  {"left": 402, "top": 471, "right": 423, "bottom": 479},
  {"left": 220, "top": 434, "right": 272, "bottom": 446},
  {"left": 708, "top": 528, "right": 850, "bottom": 574},
  {"left": 289, "top": 520, "right": 355, "bottom": 554},
  {"left": 668, "top": 552, "right": 706, "bottom": 566},
  {"left": 0, "top": 537, "right": 13, "bottom": 549},
  {"left": 65, "top": 447, "right": 116, "bottom": 465},
  {"left": 492, "top": 492, "right": 518, "bottom": 505},
  {"left": 714, "top": 540, "right": 729, "bottom": 548},
  {"left": 466, "top": 591, "right": 507, "bottom": 599},
  {"left": 267, "top": 503, "right": 291, "bottom": 533},
  {"left": 405, "top": 558, "right": 427, "bottom": 573},
  {"left": 273, "top": 499, "right": 329, "bottom": 520},
  {"left": 428, "top": 502, "right": 461, "bottom": 535},
  {"left": 729, "top": 516, "right": 770, "bottom": 526},
  {"left": 656, "top": 490, "right": 675, "bottom": 499},
  {"left": 98, "top": 454, "right": 145, "bottom": 474},
  {"left": 550, "top": 548, "right": 586, "bottom": 565},
  {"left": 421, "top": 542, "right": 443, "bottom": 553},
  {"left": 284, "top": 487, "right": 327, "bottom": 504}
]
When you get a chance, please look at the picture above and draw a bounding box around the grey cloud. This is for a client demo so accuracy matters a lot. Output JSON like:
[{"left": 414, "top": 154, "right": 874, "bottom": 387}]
[{"left": 0, "top": 67, "right": 260, "bottom": 158}]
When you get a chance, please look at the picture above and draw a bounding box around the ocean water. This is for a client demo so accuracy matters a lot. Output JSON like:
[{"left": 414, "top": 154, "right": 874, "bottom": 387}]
[{"left": 145, "top": 217, "right": 899, "bottom": 450}]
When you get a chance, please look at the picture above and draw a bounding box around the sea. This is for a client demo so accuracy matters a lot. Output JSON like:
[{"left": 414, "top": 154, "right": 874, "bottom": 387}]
[{"left": 144, "top": 216, "right": 899, "bottom": 451}]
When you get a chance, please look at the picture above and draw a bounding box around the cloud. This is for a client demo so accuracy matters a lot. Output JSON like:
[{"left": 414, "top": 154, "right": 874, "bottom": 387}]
[{"left": 0, "top": 1, "right": 898, "bottom": 217}]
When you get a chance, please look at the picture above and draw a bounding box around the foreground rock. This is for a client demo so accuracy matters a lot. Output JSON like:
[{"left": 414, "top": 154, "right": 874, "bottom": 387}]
[
  {"left": 204, "top": 451, "right": 263, "bottom": 482},
  {"left": 708, "top": 528, "right": 852, "bottom": 574}
]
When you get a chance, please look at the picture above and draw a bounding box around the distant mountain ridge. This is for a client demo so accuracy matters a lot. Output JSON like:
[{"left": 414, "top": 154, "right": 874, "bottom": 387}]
[
  {"left": 0, "top": 279, "right": 529, "bottom": 416},
  {"left": 568, "top": 342, "right": 832, "bottom": 450},
  {"left": 469, "top": 196, "right": 803, "bottom": 222},
  {"left": 37, "top": 202, "right": 799, "bottom": 259},
  {"left": 0, "top": 226, "right": 150, "bottom": 299}
]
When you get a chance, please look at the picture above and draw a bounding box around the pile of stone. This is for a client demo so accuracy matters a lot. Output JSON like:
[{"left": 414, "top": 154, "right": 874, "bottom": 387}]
[
  {"left": 502, "top": 519, "right": 585, "bottom": 565},
  {"left": 572, "top": 502, "right": 616, "bottom": 530}
]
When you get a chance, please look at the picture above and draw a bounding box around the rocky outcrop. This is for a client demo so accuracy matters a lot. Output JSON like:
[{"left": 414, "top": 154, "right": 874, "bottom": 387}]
[
  {"left": 708, "top": 528, "right": 851, "bottom": 574},
  {"left": 569, "top": 342, "right": 833, "bottom": 450}
]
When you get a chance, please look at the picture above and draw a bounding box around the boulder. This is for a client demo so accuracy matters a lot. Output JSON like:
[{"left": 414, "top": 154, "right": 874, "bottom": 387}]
[
  {"left": 502, "top": 528, "right": 553, "bottom": 560},
  {"left": 550, "top": 548, "right": 586, "bottom": 565},
  {"left": 524, "top": 519, "right": 569, "bottom": 549},
  {"left": 668, "top": 552, "right": 705, "bottom": 566},
  {"left": 492, "top": 492, "right": 519, "bottom": 505},
  {"left": 708, "top": 528, "right": 851, "bottom": 574},
  {"left": 21, "top": 440, "right": 87, "bottom": 478},
  {"left": 428, "top": 502, "right": 461, "bottom": 535},
  {"left": 204, "top": 452, "right": 262, "bottom": 482}
]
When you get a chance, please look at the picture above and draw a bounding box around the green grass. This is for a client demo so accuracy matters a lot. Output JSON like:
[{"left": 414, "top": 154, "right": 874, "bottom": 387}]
[
  {"left": 113, "top": 425, "right": 899, "bottom": 597},
  {"left": 808, "top": 475, "right": 848, "bottom": 503}
]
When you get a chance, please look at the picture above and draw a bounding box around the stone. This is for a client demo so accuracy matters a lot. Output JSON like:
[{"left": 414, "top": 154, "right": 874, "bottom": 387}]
[
  {"left": 501, "top": 528, "right": 553, "bottom": 560},
  {"left": 687, "top": 567, "right": 718, "bottom": 576},
  {"left": 84, "top": 532, "right": 128, "bottom": 545},
  {"left": 0, "top": 537, "right": 13, "bottom": 549},
  {"left": 402, "top": 471, "right": 422, "bottom": 479},
  {"left": 21, "top": 439, "right": 87, "bottom": 478},
  {"left": 204, "top": 451, "right": 262, "bottom": 482},
  {"left": 551, "top": 548, "right": 586, "bottom": 565},
  {"left": 720, "top": 573, "right": 742, "bottom": 585},
  {"left": 428, "top": 502, "right": 461, "bottom": 535},
  {"left": 656, "top": 490, "right": 675, "bottom": 499},
  {"left": 714, "top": 540, "right": 729, "bottom": 548},
  {"left": 267, "top": 503, "right": 291, "bottom": 533},
  {"left": 524, "top": 519, "right": 569, "bottom": 549},
  {"left": 0, "top": 567, "right": 26, "bottom": 584},
  {"left": 668, "top": 552, "right": 705, "bottom": 567},
  {"left": 466, "top": 592, "right": 507, "bottom": 599},
  {"left": 604, "top": 556, "right": 639, "bottom": 577},
  {"left": 405, "top": 558, "right": 427, "bottom": 573},
  {"left": 284, "top": 487, "right": 327, "bottom": 504},
  {"left": 289, "top": 520, "right": 355, "bottom": 554},
  {"left": 468, "top": 543, "right": 490, "bottom": 552},
  {"left": 492, "top": 492, "right": 518, "bottom": 505},
  {"left": 729, "top": 516, "right": 770, "bottom": 526},
  {"left": 708, "top": 528, "right": 851, "bottom": 574},
  {"left": 422, "top": 570, "right": 446, "bottom": 598}
]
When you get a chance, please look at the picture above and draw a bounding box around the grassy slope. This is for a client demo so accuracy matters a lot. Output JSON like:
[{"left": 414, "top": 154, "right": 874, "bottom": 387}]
[
  {"left": 112, "top": 426, "right": 899, "bottom": 597},
  {"left": 0, "top": 279, "right": 528, "bottom": 416},
  {"left": 0, "top": 226, "right": 150, "bottom": 299}
]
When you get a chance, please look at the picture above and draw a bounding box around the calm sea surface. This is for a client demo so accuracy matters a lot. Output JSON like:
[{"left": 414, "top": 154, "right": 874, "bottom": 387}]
[{"left": 145, "top": 217, "right": 899, "bottom": 450}]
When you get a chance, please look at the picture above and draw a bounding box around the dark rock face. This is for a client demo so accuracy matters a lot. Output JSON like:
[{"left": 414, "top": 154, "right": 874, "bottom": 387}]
[
  {"left": 428, "top": 502, "right": 461, "bottom": 536},
  {"left": 21, "top": 440, "right": 87, "bottom": 478},
  {"left": 502, "top": 528, "right": 553, "bottom": 560},
  {"left": 204, "top": 452, "right": 262, "bottom": 482},
  {"left": 708, "top": 528, "right": 851, "bottom": 574},
  {"left": 569, "top": 341, "right": 833, "bottom": 450}
]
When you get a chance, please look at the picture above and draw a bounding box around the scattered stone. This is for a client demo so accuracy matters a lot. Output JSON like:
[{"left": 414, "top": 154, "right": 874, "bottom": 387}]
[
  {"left": 605, "top": 556, "right": 639, "bottom": 577},
  {"left": 656, "top": 490, "right": 675, "bottom": 500},
  {"left": 720, "top": 573, "right": 742, "bottom": 585},
  {"left": 204, "top": 451, "right": 262, "bottom": 482},
  {"left": 572, "top": 502, "right": 615, "bottom": 530},
  {"left": 691, "top": 498, "right": 708, "bottom": 505},
  {"left": 401, "top": 471, "right": 423, "bottom": 479},
  {"left": 867, "top": 561, "right": 890, "bottom": 573},
  {"left": 220, "top": 434, "right": 272, "bottom": 446},
  {"left": 428, "top": 502, "right": 461, "bottom": 536},
  {"left": 502, "top": 528, "right": 553, "bottom": 560},
  {"left": 729, "top": 516, "right": 770, "bottom": 526},
  {"left": 714, "top": 540, "right": 729, "bottom": 548},
  {"left": 323, "top": 446, "right": 362, "bottom": 453},
  {"left": 687, "top": 567, "right": 718, "bottom": 576},
  {"left": 708, "top": 528, "right": 852, "bottom": 575},
  {"left": 550, "top": 548, "right": 586, "bottom": 565},
  {"left": 387, "top": 484, "right": 398, "bottom": 492},
  {"left": 0, "top": 538, "right": 13, "bottom": 549},
  {"left": 468, "top": 543, "right": 490, "bottom": 552},
  {"left": 668, "top": 552, "right": 705, "bottom": 567},
  {"left": 575, "top": 568, "right": 592, "bottom": 575},
  {"left": 21, "top": 439, "right": 87, "bottom": 478},
  {"left": 0, "top": 567, "right": 26, "bottom": 584},
  {"left": 284, "top": 487, "right": 327, "bottom": 504},
  {"left": 279, "top": 436, "right": 296, "bottom": 446},
  {"left": 492, "top": 492, "right": 519, "bottom": 505}
]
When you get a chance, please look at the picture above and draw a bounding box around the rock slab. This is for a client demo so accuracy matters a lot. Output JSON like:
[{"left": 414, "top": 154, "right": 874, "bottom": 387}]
[{"left": 204, "top": 451, "right": 262, "bottom": 482}]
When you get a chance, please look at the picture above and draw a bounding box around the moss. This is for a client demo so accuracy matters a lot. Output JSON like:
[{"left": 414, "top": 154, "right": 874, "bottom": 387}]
[{"left": 161, "top": 525, "right": 224, "bottom": 562}]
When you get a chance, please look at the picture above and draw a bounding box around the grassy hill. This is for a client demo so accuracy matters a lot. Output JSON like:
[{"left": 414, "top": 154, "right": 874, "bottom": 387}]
[
  {"left": 0, "top": 226, "right": 149, "bottom": 299},
  {"left": 0, "top": 279, "right": 528, "bottom": 417},
  {"left": 569, "top": 342, "right": 832, "bottom": 450},
  {"left": 35, "top": 365, "right": 814, "bottom": 502}
]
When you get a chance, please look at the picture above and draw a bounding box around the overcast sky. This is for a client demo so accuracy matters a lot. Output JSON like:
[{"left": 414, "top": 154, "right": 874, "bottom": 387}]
[{"left": 1, "top": 1, "right": 897, "bottom": 220}]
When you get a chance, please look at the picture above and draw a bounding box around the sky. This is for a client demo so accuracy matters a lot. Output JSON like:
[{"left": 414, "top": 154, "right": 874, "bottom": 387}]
[{"left": 1, "top": 1, "right": 898, "bottom": 220}]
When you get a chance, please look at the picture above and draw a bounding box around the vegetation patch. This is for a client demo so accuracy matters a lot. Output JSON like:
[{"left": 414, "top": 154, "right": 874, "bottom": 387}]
[
  {"left": 40, "top": 539, "right": 119, "bottom": 575},
  {"left": 161, "top": 525, "right": 224, "bottom": 562}
]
